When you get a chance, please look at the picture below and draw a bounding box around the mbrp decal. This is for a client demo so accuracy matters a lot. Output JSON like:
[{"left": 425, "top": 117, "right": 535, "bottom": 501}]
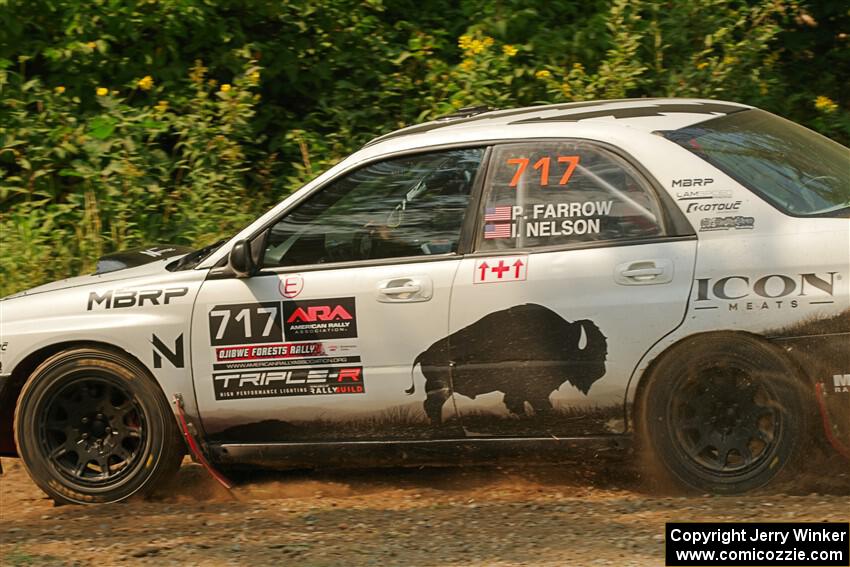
[
  {"left": 282, "top": 297, "right": 357, "bottom": 340},
  {"left": 213, "top": 366, "right": 364, "bottom": 400},
  {"left": 699, "top": 216, "right": 755, "bottom": 232},
  {"left": 87, "top": 287, "right": 188, "bottom": 310},
  {"left": 474, "top": 256, "right": 527, "bottom": 284},
  {"left": 671, "top": 177, "right": 714, "bottom": 188},
  {"left": 694, "top": 271, "right": 840, "bottom": 311},
  {"left": 407, "top": 303, "right": 608, "bottom": 425},
  {"left": 209, "top": 302, "right": 284, "bottom": 346}
]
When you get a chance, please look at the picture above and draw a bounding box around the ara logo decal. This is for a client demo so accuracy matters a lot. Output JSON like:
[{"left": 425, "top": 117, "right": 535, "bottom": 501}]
[
  {"left": 474, "top": 256, "right": 527, "bottom": 284},
  {"left": 152, "top": 333, "right": 184, "bottom": 369},
  {"left": 282, "top": 297, "right": 357, "bottom": 340}
]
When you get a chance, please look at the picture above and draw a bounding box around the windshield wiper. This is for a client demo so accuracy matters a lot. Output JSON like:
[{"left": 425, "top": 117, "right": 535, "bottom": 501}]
[{"left": 169, "top": 239, "right": 228, "bottom": 271}]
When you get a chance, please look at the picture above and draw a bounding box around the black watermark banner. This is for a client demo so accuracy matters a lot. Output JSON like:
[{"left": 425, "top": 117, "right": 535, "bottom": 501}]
[{"left": 666, "top": 522, "right": 849, "bottom": 566}]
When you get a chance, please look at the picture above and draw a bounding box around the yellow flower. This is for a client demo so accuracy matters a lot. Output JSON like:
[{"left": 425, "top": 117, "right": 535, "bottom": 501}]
[
  {"left": 502, "top": 44, "right": 518, "bottom": 57},
  {"left": 482, "top": 36, "right": 494, "bottom": 47},
  {"left": 220, "top": 83, "right": 232, "bottom": 93},
  {"left": 535, "top": 69, "right": 552, "bottom": 80},
  {"left": 248, "top": 70, "right": 260, "bottom": 85},
  {"left": 86, "top": 41, "right": 97, "bottom": 49},
  {"left": 154, "top": 100, "right": 169, "bottom": 113},
  {"left": 814, "top": 95, "right": 838, "bottom": 113},
  {"left": 111, "top": 90, "right": 119, "bottom": 96},
  {"left": 561, "top": 82, "right": 572, "bottom": 97},
  {"left": 697, "top": 61, "right": 709, "bottom": 70},
  {"left": 458, "top": 35, "right": 473, "bottom": 50},
  {"left": 54, "top": 86, "right": 66, "bottom": 94},
  {"left": 469, "top": 39, "right": 485, "bottom": 54},
  {"left": 96, "top": 87, "right": 108, "bottom": 96},
  {"left": 137, "top": 75, "right": 154, "bottom": 91},
  {"left": 460, "top": 59, "right": 474, "bottom": 71}
]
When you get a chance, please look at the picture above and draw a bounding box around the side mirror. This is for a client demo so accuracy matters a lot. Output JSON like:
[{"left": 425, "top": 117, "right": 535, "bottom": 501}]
[{"left": 228, "top": 239, "right": 256, "bottom": 278}]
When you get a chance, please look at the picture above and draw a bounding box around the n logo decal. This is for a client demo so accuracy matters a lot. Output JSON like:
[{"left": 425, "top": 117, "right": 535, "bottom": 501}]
[{"left": 152, "top": 333, "right": 184, "bottom": 369}]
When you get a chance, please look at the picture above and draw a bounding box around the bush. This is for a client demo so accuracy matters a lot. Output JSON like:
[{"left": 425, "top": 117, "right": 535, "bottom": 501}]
[{"left": 0, "top": 0, "right": 847, "bottom": 296}]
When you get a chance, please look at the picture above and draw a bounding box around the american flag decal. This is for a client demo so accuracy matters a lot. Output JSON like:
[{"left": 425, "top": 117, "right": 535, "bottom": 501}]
[
  {"left": 484, "top": 223, "right": 512, "bottom": 239},
  {"left": 484, "top": 206, "right": 512, "bottom": 221}
]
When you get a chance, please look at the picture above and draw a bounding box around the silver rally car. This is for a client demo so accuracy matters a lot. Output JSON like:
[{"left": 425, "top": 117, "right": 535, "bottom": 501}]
[{"left": 1, "top": 98, "right": 848, "bottom": 504}]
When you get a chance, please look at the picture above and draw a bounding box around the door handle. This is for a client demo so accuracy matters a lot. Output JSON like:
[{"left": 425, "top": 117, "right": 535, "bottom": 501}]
[
  {"left": 379, "top": 283, "right": 422, "bottom": 295},
  {"left": 376, "top": 276, "right": 433, "bottom": 303},
  {"left": 620, "top": 267, "right": 663, "bottom": 278},
  {"left": 614, "top": 260, "right": 673, "bottom": 286}
]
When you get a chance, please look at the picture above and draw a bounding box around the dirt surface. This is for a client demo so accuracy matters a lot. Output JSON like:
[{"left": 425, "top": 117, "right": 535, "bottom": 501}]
[{"left": 1, "top": 453, "right": 848, "bottom": 567}]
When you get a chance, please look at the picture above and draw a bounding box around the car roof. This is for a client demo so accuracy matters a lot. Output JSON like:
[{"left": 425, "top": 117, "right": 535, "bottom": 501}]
[{"left": 363, "top": 97, "right": 751, "bottom": 152}]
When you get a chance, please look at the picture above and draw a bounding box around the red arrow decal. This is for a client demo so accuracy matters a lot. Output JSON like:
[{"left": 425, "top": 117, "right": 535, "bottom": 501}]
[
  {"left": 512, "top": 258, "right": 525, "bottom": 278},
  {"left": 478, "top": 262, "right": 489, "bottom": 281}
]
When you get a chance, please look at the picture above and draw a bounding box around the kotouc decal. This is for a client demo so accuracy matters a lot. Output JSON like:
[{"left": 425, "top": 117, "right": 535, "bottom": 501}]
[
  {"left": 88, "top": 287, "right": 188, "bottom": 310},
  {"left": 152, "top": 333, "right": 184, "bottom": 369},
  {"left": 694, "top": 272, "right": 839, "bottom": 311},
  {"left": 686, "top": 201, "right": 742, "bottom": 213}
]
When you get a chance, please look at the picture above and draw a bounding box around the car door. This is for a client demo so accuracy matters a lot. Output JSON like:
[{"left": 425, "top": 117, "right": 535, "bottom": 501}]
[
  {"left": 441, "top": 140, "right": 697, "bottom": 438},
  {"left": 191, "top": 147, "right": 486, "bottom": 443}
]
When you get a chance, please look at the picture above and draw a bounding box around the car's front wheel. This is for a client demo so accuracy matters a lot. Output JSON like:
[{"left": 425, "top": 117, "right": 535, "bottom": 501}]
[
  {"left": 14, "top": 347, "right": 184, "bottom": 504},
  {"left": 638, "top": 334, "right": 813, "bottom": 494}
]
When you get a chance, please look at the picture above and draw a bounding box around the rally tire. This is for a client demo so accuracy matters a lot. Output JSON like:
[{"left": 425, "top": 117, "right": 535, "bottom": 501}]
[
  {"left": 14, "top": 347, "right": 184, "bottom": 505},
  {"left": 638, "top": 334, "right": 813, "bottom": 495}
]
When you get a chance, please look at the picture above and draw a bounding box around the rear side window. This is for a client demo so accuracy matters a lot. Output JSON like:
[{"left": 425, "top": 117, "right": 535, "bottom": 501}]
[
  {"left": 477, "top": 141, "right": 664, "bottom": 251},
  {"left": 663, "top": 109, "right": 850, "bottom": 217}
]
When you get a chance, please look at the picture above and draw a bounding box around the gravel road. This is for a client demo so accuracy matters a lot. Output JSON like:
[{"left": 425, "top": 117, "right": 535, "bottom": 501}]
[{"left": 1, "top": 452, "right": 848, "bottom": 566}]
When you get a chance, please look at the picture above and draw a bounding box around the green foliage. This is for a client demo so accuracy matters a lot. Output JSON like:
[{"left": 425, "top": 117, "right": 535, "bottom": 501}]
[{"left": 0, "top": 0, "right": 847, "bottom": 296}]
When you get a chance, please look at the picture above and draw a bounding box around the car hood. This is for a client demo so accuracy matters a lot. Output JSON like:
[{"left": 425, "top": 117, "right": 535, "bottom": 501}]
[{"left": 1, "top": 245, "right": 194, "bottom": 300}]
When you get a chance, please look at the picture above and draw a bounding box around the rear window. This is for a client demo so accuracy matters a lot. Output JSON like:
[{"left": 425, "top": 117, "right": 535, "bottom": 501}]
[{"left": 662, "top": 109, "right": 850, "bottom": 217}]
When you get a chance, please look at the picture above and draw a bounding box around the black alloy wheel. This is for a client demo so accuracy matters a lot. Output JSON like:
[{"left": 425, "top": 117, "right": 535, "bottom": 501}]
[
  {"left": 639, "top": 334, "right": 812, "bottom": 494},
  {"left": 39, "top": 374, "right": 148, "bottom": 487},
  {"left": 15, "top": 347, "right": 184, "bottom": 504}
]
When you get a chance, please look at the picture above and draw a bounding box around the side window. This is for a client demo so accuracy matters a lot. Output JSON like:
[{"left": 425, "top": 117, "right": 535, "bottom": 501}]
[
  {"left": 477, "top": 142, "right": 664, "bottom": 251},
  {"left": 263, "top": 148, "right": 484, "bottom": 267}
]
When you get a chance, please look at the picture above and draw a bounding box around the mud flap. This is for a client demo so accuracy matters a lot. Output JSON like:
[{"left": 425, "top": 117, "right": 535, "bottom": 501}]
[
  {"left": 815, "top": 381, "right": 850, "bottom": 460},
  {"left": 173, "top": 394, "right": 234, "bottom": 490}
]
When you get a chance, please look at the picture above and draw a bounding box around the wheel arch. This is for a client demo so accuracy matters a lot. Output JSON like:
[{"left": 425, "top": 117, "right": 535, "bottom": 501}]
[
  {"left": 0, "top": 340, "right": 162, "bottom": 458},
  {"left": 627, "top": 329, "right": 817, "bottom": 433}
]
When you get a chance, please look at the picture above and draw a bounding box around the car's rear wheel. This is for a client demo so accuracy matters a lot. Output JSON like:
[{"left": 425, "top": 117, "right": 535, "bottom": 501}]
[
  {"left": 14, "top": 347, "right": 184, "bottom": 504},
  {"left": 638, "top": 334, "right": 812, "bottom": 494}
]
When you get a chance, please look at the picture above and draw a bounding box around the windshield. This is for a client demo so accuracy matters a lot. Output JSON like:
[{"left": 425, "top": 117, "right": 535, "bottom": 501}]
[{"left": 662, "top": 109, "right": 850, "bottom": 217}]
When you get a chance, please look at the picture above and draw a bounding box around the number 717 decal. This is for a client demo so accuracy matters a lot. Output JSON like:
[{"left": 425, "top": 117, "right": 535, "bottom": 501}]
[{"left": 507, "top": 156, "right": 580, "bottom": 187}]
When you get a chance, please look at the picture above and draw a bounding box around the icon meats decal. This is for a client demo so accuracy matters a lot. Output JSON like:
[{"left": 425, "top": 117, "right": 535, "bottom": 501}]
[
  {"left": 283, "top": 297, "right": 357, "bottom": 340},
  {"left": 695, "top": 272, "right": 840, "bottom": 311},
  {"left": 213, "top": 367, "right": 364, "bottom": 400},
  {"left": 408, "top": 304, "right": 608, "bottom": 425}
]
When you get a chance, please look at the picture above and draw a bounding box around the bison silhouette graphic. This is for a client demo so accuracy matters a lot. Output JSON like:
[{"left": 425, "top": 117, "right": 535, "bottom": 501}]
[{"left": 408, "top": 303, "right": 608, "bottom": 425}]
